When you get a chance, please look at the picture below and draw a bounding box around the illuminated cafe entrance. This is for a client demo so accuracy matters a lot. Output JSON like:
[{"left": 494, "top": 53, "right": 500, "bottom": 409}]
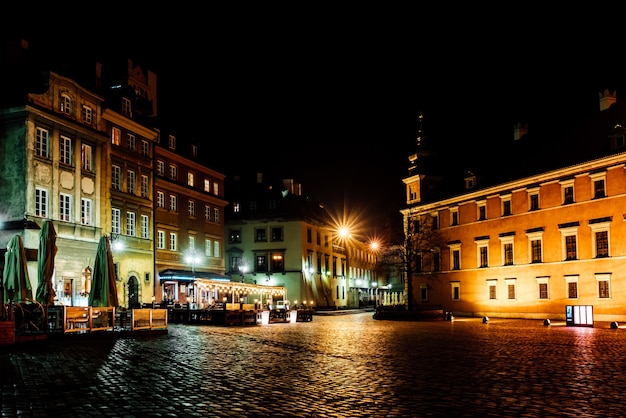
[
  {"left": 159, "top": 269, "right": 231, "bottom": 309},
  {"left": 566, "top": 305, "right": 594, "bottom": 327}
]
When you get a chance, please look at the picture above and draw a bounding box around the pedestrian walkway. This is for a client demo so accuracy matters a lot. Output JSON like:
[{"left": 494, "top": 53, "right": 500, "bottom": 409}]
[{"left": 2, "top": 314, "right": 626, "bottom": 417}]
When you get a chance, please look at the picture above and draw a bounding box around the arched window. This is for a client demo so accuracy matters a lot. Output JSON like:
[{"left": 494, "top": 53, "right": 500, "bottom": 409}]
[{"left": 60, "top": 94, "right": 72, "bottom": 115}]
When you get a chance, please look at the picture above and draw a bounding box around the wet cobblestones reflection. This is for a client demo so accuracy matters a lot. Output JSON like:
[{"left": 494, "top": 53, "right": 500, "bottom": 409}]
[{"left": 2, "top": 314, "right": 626, "bottom": 417}]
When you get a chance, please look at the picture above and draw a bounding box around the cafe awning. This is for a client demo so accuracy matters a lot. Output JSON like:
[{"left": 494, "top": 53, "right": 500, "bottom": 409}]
[{"left": 158, "top": 269, "right": 231, "bottom": 283}]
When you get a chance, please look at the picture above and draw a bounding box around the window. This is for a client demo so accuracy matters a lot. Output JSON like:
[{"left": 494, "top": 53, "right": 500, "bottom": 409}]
[
  {"left": 271, "top": 252, "right": 284, "bottom": 273},
  {"left": 431, "top": 212, "right": 439, "bottom": 229},
  {"left": 169, "top": 195, "right": 177, "bottom": 212},
  {"left": 156, "top": 191, "right": 165, "bottom": 208},
  {"left": 168, "top": 135, "right": 176, "bottom": 150},
  {"left": 187, "top": 172, "right": 194, "bottom": 187},
  {"left": 528, "top": 188, "right": 540, "bottom": 210},
  {"left": 191, "top": 144, "right": 198, "bottom": 159},
  {"left": 566, "top": 275, "right": 578, "bottom": 299},
  {"left": 213, "top": 208, "right": 220, "bottom": 223},
  {"left": 81, "top": 105, "right": 92, "bottom": 125},
  {"left": 122, "top": 97, "right": 131, "bottom": 116},
  {"left": 591, "top": 172, "right": 606, "bottom": 199},
  {"left": 140, "top": 215, "right": 149, "bottom": 239},
  {"left": 450, "top": 207, "right": 459, "bottom": 226},
  {"left": 307, "top": 228, "right": 312, "bottom": 243},
  {"left": 565, "top": 236, "right": 577, "bottom": 260},
  {"left": 141, "top": 175, "right": 149, "bottom": 198},
  {"left": 233, "top": 202, "right": 240, "bottom": 213},
  {"left": 419, "top": 284, "right": 428, "bottom": 302},
  {"left": 229, "top": 229, "right": 241, "bottom": 244},
  {"left": 127, "top": 170, "right": 136, "bottom": 195},
  {"left": 169, "top": 232, "right": 177, "bottom": 251},
  {"left": 81, "top": 198, "right": 92, "bottom": 225},
  {"left": 35, "top": 127, "right": 49, "bottom": 158},
  {"left": 255, "top": 254, "right": 267, "bottom": 272},
  {"left": 433, "top": 251, "right": 440, "bottom": 272},
  {"left": 487, "top": 280, "right": 497, "bottom": 300},
  {"left": 141, "top": 140, "right": 149, "bottom": 157},
  {"left": 537, "top": 277, "right": 549, "bottom": 299},
  {"left": 449, "top": 242, "right": 461, "bottom": 270},
  {"left": 256, "top": 228, "right": 267, "bottom": 242},
  {"left": 60, "top": 193, "right": 72, "bottom": 222},
  {"left": 271, "top": 227, "right": 283, "bottom": 241},
  {"left": 526, "top": 229, "right": 544, "bottom": 264},
  {"left": 204, "top": 205, "right": 211, "bottom": 221},
  {"left": 596, "top": 273, "right": 610, "bottom": 298},
  {"left": 476, "top": 201, "right": 486, "bottom": 221},
  {"left": 204, "top": 179, "right": 210, "bottom": 192},
  {"left": 500, "top": 234, "right": 514, "bottom": 266},
  {"left": 188, "top": 200, "right": 195, "bottom": 216},
  {"left": 561, "top": 179, "right": 575, "bottom": 204},
  {"left": 451, "top": 282, "right": 460, "bottom": 301},
  {"left": 126, "top": 134, "right": 136, "bottom": 152},
  {"left": 156, "top": 160, "right": 165, "bottom": 176},
  {"left": 231, "top": 256, "right": 242, "bottom": 273},
  {"left": 111, "top": 127, "right": 121, "bottom": 146},
  {"left": 213, "top": 241, "right": 220, "bottom": 258},
  {"left": 169, "top": 164, "right": 177, "bottom": 180},
  {"left": 60, "top": 94, "right": 71, "bottom": 114},
  {"left": 60, "top": 135, "right": 72, "bottom": 165},
  {"left": 81, "top": 144, "right": 93, "bottom": 172},
  {"left": 501, "top": 194, "right": 512, "bottom": 216},
  {"left": 126, "top": 212, "right": 136, "bottom": 236},
  {"left": 213, "top": 182, "right": 219, "bottom": 196},
  {"left": 506, "top": 278, "right": 516, "bottom": 299},
  {"left": 35, "top": 188, "right": 48, "bottom": 218},
  {"left": 595, "top": 230, "right": 609, "bottom": 258},
  {"left": 112, "top": 208, "right": 121, "bottom": 234},
  {"left": 157, "top": 231, "right": 165, "bottom": 249},
  {"left": 205, "top": 239, "right": 212, "bottom": 257},
  {"left": 475, "top": 238, "right": 489, "bottom": 268},
  {"left": 112, "top": 166, "right": 121, "bottom": 190},
  {"left": 560, "top": 224, "right": 579, "bottom": 261}
]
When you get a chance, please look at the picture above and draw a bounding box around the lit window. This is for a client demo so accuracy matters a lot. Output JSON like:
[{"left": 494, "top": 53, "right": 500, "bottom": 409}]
[{"left": 36, "top": 127, "right": 49, "bottom": 158}]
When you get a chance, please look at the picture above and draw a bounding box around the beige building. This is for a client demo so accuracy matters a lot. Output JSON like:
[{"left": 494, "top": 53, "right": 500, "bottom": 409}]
[
  {"left": 402, "top": 92, "right": 626, "bottom": 322},
  {"left": 0, "top": 68, "right": 109, "bottom": 306},
  {"left": 224, "top": 173, "right": 379, "bottom": 309}
]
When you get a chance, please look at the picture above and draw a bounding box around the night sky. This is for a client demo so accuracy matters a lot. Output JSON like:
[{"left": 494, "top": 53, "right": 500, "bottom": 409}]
[{"left": 5, "top": 9, "right": 625, "bottom": 244}]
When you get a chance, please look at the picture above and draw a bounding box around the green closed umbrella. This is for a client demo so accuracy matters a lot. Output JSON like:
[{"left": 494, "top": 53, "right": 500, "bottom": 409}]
[
  {"left": 36, "top": 220, "right": 57, "bottom": 305},
  {"left": 88, "top": 236, "right": 119, "bottom": 307},
  {"left": 3, "top": 234, "right": 33, "bottom": 303}
]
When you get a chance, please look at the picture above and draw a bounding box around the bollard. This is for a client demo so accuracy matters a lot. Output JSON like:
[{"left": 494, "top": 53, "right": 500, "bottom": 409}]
[
  {"left": 482, "top": 316, "right": 489, "bottom": 324},
  {"left": 610, "top": 321, "right": 619, "bottom": 329},
  {"left": 543, "top": 319, "right": 551, "bottom": 326}
]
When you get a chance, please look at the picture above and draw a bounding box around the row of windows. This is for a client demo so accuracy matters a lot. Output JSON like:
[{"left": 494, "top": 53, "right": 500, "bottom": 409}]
[
  {"left": 230, "top": 252, "right": 285, "bottom": 275},
  {"left": 155, "top": 160, "right": 220, "bottom": 196},
  {"left": 156, "top": 191, "right": 221, "bottom": 223},
  {"left": 111, "top": 208, "right": 150, "bottom": 239},
  {"left": 155, "top": 231, "right": 220, "bottom": 257},
  {"left": 111, "top": 127, "right": 151, "bottom": 157},
  {"left": 228, "top": 227, "right": 284, "bottom": 244},
  {"left": 36, "top": 127, "right": 94, "bottom": 172},
  {"left": 478, "top": 274, "right": 611, "bottom": 301},
  {"left": 59, "top": 93, "right": 94, "bottom": 126},
  {"left": 441, "top": 220, "right": 611, "bottom": 271},
  {"left": 438, "top": 173, "right": 608, "bottom": 228},
  {"left": 36, "top": 188, "right": 93, "bottom": 225},
  {"left": 112, "top": 166, "right": 150, "bottom": 197}
]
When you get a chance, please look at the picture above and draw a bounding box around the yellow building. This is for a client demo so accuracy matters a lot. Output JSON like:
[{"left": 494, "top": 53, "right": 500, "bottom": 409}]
[{"left": 402, "top": 93, "right": 626, "bottom": 322}]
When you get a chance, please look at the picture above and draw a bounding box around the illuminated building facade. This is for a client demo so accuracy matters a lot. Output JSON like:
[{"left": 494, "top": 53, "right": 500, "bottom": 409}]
[
  {"left": 402, "top": 92, "right": 626, "bottom": 321},
  {"left": 224, "top": 173, "right": 379, "bottom": 309}
]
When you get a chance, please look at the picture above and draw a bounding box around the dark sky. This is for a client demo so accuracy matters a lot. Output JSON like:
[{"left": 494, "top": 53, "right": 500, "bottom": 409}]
[{"left": 5, "top": 9, "right": 626, "bottom": 244}]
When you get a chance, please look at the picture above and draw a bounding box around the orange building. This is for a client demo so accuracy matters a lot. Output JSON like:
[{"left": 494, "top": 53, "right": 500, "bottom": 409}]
[{"left": 402, "top": 92, "right": 626, "bottom": 322}]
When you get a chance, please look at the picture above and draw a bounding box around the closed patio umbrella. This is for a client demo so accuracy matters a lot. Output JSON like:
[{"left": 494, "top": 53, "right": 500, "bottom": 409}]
[
  {"left": 3, "top": 234, "right": 33, "bottom": 303},
  {"left": 88, "top": 236, "right": 119, "bottom": 307},
  {"left": 36, "top": 220, "right": 57, "bottom": 305}
]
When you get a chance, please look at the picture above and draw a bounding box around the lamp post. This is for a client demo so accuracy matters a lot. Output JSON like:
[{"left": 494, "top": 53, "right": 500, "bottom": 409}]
[{"left": 185, "top": 250, "right": 201, "bottom": 304}]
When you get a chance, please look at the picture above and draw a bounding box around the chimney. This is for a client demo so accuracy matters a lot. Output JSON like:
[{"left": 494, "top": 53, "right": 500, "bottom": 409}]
[
  {"left": 599, "top": 89, "right": 616, "bottom": 111},
  {"left": 513, "top": 123, "right": 528, "bottom": 141}
]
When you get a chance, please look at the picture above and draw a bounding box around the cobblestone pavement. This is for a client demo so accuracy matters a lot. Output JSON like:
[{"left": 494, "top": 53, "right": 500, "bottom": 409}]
[{"left": 2, "top": 314, "right": 626, "bottom": 417}]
